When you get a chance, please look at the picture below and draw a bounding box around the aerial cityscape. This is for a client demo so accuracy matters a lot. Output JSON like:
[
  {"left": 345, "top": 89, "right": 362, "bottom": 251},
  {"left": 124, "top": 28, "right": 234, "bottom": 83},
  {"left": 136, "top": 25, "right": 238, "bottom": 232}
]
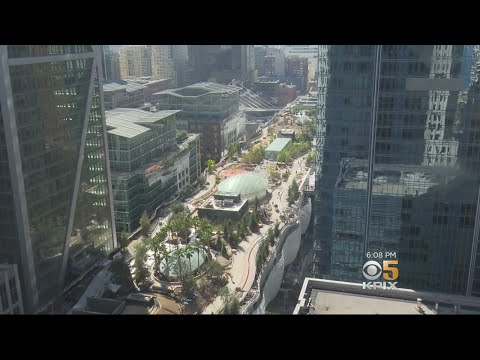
[{"left": 1, "top": 45, "right": 480, "bottom": 314}]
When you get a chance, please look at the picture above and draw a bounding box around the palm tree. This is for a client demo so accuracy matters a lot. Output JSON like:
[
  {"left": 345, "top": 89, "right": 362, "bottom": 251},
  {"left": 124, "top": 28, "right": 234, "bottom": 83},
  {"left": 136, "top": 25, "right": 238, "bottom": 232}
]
[
  {"left": 150, "top": 228, "right": 167, "bottom": 269},
  {"left": 198, "top": 218, "right": 213, "bottom": 259},
  {"left": 183, "top": 244, "right": 195, "bottom": 273},
  {"left": 174, "top": 247, "right": 185, "bottom": 281},
  {"left": 192, "top": 216, "right": 201, "bottom": 232},
  {"left": 159, "top": 243, "right": 170, "bottom": 279}
]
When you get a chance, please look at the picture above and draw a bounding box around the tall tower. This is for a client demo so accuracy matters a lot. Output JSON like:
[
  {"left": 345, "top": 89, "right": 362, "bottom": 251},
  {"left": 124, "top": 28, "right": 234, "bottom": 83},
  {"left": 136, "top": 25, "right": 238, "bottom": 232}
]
[
  {"left": 314, "top": 45, "right": 480, "bottom": 296},
  {"left": 151, "top": 45, "right": 177, "bottom": 86},
  {"left": 0, "top": 45, "right": 117, "bottom": 313}
]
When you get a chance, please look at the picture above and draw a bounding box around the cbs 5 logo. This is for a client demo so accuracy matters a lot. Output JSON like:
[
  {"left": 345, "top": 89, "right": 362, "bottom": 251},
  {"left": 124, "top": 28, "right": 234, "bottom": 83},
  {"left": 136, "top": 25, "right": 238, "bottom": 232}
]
[{"left": 362, "top": 260, "right": 399, "bottom": 281}]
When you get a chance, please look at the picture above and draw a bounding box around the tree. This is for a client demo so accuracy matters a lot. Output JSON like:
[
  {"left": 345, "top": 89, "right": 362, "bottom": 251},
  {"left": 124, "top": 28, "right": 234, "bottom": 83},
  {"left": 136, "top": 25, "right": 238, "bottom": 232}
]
[
  {"left": 235, "top": 141, "right": 242, "bottom": 156},
  {"left": 219, "top": 286, "right": 230, "bottom": 302},
  {"left": 254, "top": 196, "right": 259, "bottom": 211},
  {"left": 139, "top": 211, "right": 151, "bottom": 237},
  {"left": 267, "top": 227, "right": 275, "bottom": 247},
  {"left": 151, "top": 228, "right": 167, "bottom": 269},
  {"left": 227, "top": 143, "right": 236, "bottom": 158},
  {"left": 197, "top": 217, "right": 213, "bottom": 257},
  {"left": 223, "top": 221, "right": 230, "bottom": 243},
  {"left": 119, "top": 231, "right": 129, "bottom": 247},
  {"left": 172, "top": 203, "right": 187, "bottom": 215},
  {"left": 176, "top": 130, "right": 188, "bottom": 144},
  {"left": 249, "top": 211, "right": 258, "bottom": 232},
  {"left": 172, "top": 248, "right": 187, "bottom": 281},
  {"left": 159, "top": 243, "right": 170, "bottom": 279},
  {"left": 267, "top": 165, "right": 281, "bottom": 182},
  {"left": 306, "top": 150, "right": 316, "bottom": 167},
  {"left": 206, "top": 260, "right": 225, "bottom": 286},
  {"left": 237, "top": 223, "right": 245, "bottom": 240},
  {"left": 183, "top": 244, "right": 195, "bottom": 273},
  {"left": 182, "top": 273, "right": 196, "bottom": 298},
  {"left": 198, "top": 175, "right": 206, "bottom": 186},
  {"left": 274, "top": 222, "right": 280, "bottom": 237},
  {"left": 244, "top": 144, "right": 266, "bottom": 164},
  {"left": 226, "top": 297, "right": 240, "bottom": 314},
  {"left": 207, "top": 159, "right": 216, "bottom": 173},
  {"left": 288, "top": 180, "right": 299, "bottom": 206},
  {"left": 133, "top": 242, "right": 149, "bottom": 288},
  {"left": 276, "top": 150, "right": 289, "bottom": 163}
]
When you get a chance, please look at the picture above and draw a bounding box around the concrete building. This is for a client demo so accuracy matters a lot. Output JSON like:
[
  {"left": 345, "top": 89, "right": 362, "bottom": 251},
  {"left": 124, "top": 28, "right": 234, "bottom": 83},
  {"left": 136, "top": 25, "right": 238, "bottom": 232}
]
[
  {"left": 172, "top": 45, "right": 189, "bottom": 86},
  {"left": 103, "top": 82, "right": 146, "bottom": 110},
  {"left": 254, "top": 79, "right": 280, "bottom": 103},
  {"left": 283, "top": 45, "right": 318, "bottom": 80},
  {"left": 276, "top": 83, "right": 297, "bottom": 107},
  {"left": 101, "top": 46, "right": 121, "bottom": 82},
  {"left": 314, "top": 45, "right": 480, "bottom": 297},
  {"left": 154, "top": 82, "right": 244, "bottom": 165},
  {"left": 106, "top": 108, "right": 201, "bottom": 233},
  {"left": 119, "top": 45, "right": 152, "bottom": 79},
  {"left": 126, "top": 77, "right": 171, "bottom": 103},
  {"left": 278, "top": 129, "right": 296, "bottom": 141},
  {"left": 265, "top": 138, "right": 292, "bottom": 161},
  {"left": 197, "top": 191, "right": 249, "bottom": 224},
  {"left": 0, "top": 264, "right": 23, "bottom": 314},
  {"left": 151, "top": 45, "right": 177, "bottom": 86},
  {"left": 294, "top": 278, "right": 480, "bottom": 315},
  {"left": 0, "top": 45, "right": 117, "bottom": 313},
  {"left": 255, "top": 46, "right": 268, "bottom": 77},
  {"left": 265, "top": 49, "right": 285, "bottom": 77},
  {"left": 187, "top": 45, "right": 255, "bottom": 86},
  {"left": 285, "top": 56, "right": 309, "bottom": 94}
]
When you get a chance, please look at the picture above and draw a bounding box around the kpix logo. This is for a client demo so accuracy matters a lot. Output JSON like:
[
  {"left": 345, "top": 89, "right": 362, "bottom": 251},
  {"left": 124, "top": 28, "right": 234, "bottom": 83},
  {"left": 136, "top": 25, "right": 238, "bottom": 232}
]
[{"left": 362, "top": 260, "right": 399, "bottom": 290}]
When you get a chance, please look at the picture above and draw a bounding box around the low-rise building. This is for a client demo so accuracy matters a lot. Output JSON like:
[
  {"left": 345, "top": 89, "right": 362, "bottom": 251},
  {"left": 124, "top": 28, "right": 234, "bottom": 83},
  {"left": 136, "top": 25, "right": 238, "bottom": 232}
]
[
  {"left": 127, "top": 77, "right": 172, "bottom": 103},
  {"left": 276, "top": 83, "right": 297, "bottom": 107},
  {"left": 106, "top": 108, "right": 201, "bottom": 234},
  {"left": 294, "top": 278, "right": 480, "bottom": 315},
  {"left": 198, "top": 192, "right": 249, "bottom": 224},
  {"left": 103, "top": 82, "right": 146, "bottom": 110},
  {"left": 278, "top": 129, "right": 296, "bottom": 141},
  {"left": 265, "top": 138, "right": 292, "bottom": 161},
  {"left": 154, "top": 83, "right": 244, "bottom": 166}
]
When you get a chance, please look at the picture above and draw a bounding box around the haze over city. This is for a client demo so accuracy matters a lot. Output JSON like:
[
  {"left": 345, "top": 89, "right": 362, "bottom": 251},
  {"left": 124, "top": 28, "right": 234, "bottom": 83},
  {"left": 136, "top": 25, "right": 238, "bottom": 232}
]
[{"left": 1, "top": 45, "right": 480, "bottom": 315}]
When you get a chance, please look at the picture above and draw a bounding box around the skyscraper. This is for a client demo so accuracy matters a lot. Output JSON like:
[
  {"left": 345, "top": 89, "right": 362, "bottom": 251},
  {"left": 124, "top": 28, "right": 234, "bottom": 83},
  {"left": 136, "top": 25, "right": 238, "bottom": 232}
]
[
  {"left": 314, "top": 45, "right": 480, "bottom": 296},
  {"left": 0, "top": 45, "right": 117, "bottom": 313},
  {"left": 151, "top": 45, "right": 177, "bottom": 86},
  {"left": 119, "top": 45, "right": 152, "bottom": 79}
]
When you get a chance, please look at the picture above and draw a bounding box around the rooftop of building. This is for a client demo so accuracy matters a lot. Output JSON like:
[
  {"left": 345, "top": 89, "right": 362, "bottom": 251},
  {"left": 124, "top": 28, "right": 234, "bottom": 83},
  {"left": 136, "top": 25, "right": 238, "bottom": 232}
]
[
  {"left": 279, "top": 128, "right": 296, "bottom": 135},
  {"left": 265, "top": 137, "right": 292, "bottom": 152},
  {"left": 294, "top": 278, "right": 480, "bottom": 315},
  {"left": 336, "top": 158, "right": 445, "bottom": 197},
  {"left": 218, "top": 173, "right": 268, "bottom": 199},
  {"left": 111, "top": 133, "right": 199, "bottom": 180},
  {"left": 255, "top": 79, "right": 280, "bottom": 84},
  {"left": 199, "top": 194, "right": 248, "bottom": 212},
  {"left": 103, "top": 82, "right": 146, "bottom": 93},
  {"left": 153, "top": 82, "right": 239, "bottom": 98},
  {"left": 106, "top": 108, "right": 181, "bottom": 138},
  {"left": 127, "top": 78, "right": 171, "bottom": 85}
]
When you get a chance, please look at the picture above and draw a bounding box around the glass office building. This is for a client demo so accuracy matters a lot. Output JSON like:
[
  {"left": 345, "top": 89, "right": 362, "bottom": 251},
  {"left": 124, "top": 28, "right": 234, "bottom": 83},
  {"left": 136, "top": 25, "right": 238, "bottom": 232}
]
[
  {"left": 0, "top": 45, "right": 117, "bottom": 312},
  {"left": 314, "top": 45, "right": 480, "bottom": 296}
]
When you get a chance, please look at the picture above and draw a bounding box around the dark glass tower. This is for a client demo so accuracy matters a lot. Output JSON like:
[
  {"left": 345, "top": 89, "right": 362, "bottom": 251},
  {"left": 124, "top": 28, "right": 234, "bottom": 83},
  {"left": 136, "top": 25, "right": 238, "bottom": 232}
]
[
  {"left": 0, "top": 45, "right": 117, "bottom": 312},
  {"left": 314, "top": 45, "right": 480, "bottom": 296}
]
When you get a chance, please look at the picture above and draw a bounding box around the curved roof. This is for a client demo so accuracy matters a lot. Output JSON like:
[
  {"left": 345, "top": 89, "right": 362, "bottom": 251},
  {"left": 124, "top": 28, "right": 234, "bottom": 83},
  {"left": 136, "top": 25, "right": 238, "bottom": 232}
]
[{"left": 218, "top": 173, "right": 268, "bottom": 197}]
